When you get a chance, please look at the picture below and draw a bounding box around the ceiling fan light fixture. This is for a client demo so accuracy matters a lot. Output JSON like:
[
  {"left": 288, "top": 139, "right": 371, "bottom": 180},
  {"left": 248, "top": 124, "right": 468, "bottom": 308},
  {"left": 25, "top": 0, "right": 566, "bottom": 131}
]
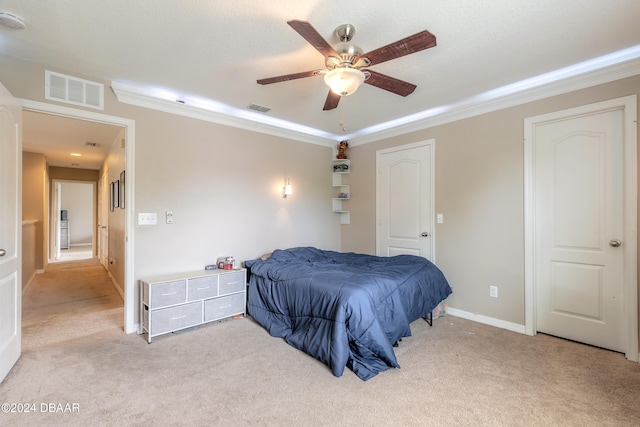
[{"left": 324, "top": 68, "right": 365, "bottom": 96}]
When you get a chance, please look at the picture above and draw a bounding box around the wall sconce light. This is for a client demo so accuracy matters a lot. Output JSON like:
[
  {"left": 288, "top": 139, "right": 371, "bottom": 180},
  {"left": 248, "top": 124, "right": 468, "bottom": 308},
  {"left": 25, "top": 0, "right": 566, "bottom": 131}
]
[{"left": 282, "top": 178, "right": 292, "bottom": 198}]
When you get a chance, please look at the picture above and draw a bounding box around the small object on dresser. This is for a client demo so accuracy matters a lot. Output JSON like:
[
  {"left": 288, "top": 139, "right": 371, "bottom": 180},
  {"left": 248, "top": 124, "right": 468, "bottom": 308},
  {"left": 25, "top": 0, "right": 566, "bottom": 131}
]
[
  {"left": 224, "top": 256, "right": 234, "bottom": 270},
  {"left": 204, "top": 264, "right": 218, "bottom": 270},
  {"left": 217, "top": 256, "right": 227, "bottom": 269}
]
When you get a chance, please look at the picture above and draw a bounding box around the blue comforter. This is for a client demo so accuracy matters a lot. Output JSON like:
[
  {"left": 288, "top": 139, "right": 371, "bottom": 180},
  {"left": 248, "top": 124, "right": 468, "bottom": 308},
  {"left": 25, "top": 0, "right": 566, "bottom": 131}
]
[{"left": 246, "top": 247, "right": 452, "bottom": 380}]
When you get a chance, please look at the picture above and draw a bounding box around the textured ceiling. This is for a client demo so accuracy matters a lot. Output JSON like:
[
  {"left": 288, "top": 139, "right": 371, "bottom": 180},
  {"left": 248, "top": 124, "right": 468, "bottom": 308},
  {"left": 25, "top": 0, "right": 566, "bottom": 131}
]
[{"left": 2, "top": 0, "right": 640, "bottom": 167}]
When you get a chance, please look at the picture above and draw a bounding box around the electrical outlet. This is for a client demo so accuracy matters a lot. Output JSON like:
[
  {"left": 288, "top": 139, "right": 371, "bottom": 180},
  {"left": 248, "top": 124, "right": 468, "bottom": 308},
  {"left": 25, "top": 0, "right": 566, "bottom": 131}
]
[
  {"left": 166, "top": 211, "right": 174, "bottom": 224},
  {"left": 490, "top": 285, "right": 498, "bottom": 298}
]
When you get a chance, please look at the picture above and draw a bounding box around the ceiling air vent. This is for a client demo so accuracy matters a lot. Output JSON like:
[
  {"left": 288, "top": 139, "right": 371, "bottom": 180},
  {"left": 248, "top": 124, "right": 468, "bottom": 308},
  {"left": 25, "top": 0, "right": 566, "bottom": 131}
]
[
  {"left": 45, "top": 70, "right": 104, "bottom": 110},
  {"left": 247, "top": 103, "right": 271, "bottom": 113}
]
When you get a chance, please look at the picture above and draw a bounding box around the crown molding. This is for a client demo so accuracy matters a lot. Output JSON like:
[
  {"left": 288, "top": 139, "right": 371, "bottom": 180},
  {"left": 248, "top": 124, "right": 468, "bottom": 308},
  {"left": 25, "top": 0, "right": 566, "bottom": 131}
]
[
  {"left": 111, "top": 81, "right": 336, "bottom": 147},
  {"left": 346, "top": 50, "right": 640, "bottom": 146},
  {"left": 111, "top": 46, "right": 640, "bottom": 147}
]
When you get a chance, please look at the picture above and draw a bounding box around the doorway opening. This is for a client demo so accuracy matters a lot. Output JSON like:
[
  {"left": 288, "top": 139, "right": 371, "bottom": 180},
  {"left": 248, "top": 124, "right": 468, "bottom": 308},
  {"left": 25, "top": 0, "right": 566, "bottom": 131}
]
[
  {"left": 20, "top": 99, "right": 136, "bottom": 334},
  {"left": 51, "top": 180, "right": 96, "bottom": 263}
]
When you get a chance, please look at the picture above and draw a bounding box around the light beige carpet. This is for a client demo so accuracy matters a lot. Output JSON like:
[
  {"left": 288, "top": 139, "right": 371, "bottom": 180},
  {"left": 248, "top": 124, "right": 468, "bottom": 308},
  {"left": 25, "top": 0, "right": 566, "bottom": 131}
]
[{"left": 2, "top": 259, "right": 639, "bottom": 426}]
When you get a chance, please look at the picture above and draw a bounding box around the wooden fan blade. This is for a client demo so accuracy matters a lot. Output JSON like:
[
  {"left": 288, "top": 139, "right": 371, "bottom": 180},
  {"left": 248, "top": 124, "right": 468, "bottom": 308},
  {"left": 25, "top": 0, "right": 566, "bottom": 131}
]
[
  {"left": 257, "top": 70, "right": 321, "bottom": 85},
  {"left": 323, "top": 90, "right": 341, "bottom": 110},
  {"left": 364, "top": 70, "right": 417, "bottom": 97},
  {"left": 287, "top": 20, "right": 339, "bottom": 58},
  {"left": 359, "top": 30, "right": 436, "bottom": 66}
]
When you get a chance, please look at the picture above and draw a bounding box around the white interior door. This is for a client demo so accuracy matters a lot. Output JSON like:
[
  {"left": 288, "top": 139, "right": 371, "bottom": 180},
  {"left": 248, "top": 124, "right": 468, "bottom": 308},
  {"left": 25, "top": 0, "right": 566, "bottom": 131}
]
[
  {"left": 532, "top": 107, "right": 627, "bottom": 352},
  {"left": 0, "top": 82, "right": 22, "bottom": 383},
  {"left": 377, "top": 140, "right": 434, "bottom": 260}
]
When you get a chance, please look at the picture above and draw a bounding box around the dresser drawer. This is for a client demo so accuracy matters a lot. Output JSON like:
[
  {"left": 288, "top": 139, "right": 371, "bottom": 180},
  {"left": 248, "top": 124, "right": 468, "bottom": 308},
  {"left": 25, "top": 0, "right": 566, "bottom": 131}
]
[
  {"left": 149, "top": 280, "right": 186, "bottom": 308},
  {"left": 188, "top": 276, "right": 218, "bottom": 301},
  {"left": 150, "top": 301, "right": 202, "bottom": 335},
  {"left": 204, "top": 293, "right": 245, "bottom": 322},
  {"left": 219, "top": 271, "right": 245, "bottom": 295}
]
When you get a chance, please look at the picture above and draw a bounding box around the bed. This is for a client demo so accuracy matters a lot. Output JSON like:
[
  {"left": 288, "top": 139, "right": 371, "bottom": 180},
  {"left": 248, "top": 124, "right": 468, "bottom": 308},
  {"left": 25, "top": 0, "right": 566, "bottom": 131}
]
[{"left": 245, "top": 247, "right": 452, "bottom": 380}]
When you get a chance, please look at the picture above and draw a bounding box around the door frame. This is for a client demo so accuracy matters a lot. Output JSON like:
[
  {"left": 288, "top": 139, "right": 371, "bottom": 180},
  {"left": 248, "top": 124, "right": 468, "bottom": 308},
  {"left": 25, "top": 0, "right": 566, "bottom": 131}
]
[
  {"left": 376, "top": 139, "right": 436, "bottom": 262},
  {"left": 50, "top": 179, "right": 97, "bottom": 262},
  {"left": 523, "top": 95, "right": 638, "bottom": 362},
  {"left": 19, "top": 99, "right": 137, "bottom": 334}
]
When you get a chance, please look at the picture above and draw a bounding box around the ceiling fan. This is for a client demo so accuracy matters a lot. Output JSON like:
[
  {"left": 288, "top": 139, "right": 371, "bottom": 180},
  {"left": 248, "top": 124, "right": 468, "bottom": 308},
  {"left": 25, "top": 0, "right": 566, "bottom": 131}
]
[{"left": 257, "top": 20, "right": 437, "bottom": 111}]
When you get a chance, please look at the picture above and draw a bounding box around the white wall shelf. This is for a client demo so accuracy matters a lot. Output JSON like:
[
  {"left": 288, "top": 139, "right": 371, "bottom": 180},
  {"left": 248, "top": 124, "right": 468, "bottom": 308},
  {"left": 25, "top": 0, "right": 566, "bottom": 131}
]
[{"left": 332, "top": 159, "right": 350, "bottom": 224}]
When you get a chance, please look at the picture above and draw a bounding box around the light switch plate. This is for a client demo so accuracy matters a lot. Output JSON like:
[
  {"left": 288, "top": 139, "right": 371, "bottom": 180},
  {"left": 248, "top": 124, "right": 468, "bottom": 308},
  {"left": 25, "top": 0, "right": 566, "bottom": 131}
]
[
  {"left": 166, "top": 211, "right": 174, "bottom": 224},
  {"left": 437, "top": 214, "right": 444, "bottom": 224},
  {"left": 138, "top": 212, "right": 157, "bottom": 225}
]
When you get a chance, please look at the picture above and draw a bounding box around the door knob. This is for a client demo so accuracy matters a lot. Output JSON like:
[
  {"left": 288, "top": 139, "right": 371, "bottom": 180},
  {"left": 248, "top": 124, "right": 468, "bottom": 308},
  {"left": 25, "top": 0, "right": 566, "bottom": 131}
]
[
  {"left": 0, "top": 249, "right": 6, "bottom": 257},
  {"left": 609, "top": 239, "right": 622, "bottom": 247},
  {"left": 420, "top": 232, "right": 429, "bottom": 237}
]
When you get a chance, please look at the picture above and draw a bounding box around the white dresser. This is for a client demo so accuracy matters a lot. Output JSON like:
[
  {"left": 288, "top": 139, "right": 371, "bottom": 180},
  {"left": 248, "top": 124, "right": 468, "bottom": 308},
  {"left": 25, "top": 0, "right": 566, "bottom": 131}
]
[{"left": 139, "top": 268, "right": 246, "bottom": 343}]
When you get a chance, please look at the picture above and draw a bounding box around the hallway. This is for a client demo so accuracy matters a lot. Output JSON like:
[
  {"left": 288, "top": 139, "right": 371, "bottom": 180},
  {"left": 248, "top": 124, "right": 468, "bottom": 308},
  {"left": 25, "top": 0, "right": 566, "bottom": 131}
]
[
  {"left": 54, "top": 245, "right": 93, "bottom": 263},
  {"left": 22, "top": 258, "right": 124, "bottom": 350}
]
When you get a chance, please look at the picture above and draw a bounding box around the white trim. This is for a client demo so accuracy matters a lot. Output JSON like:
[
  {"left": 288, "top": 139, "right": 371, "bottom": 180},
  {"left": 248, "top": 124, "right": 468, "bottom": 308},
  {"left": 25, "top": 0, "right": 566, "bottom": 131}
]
[
  {"left": 523, "top": 95, "right": 638, "bottom": 362},
  {"left": 375, "top": 139, "right": 436, "bottom": 262},
  {"left": 111, "top": 81, "right": 334, "bottom": 147},
  {"left": 112, "top": 47, "right": 640, "bottom": 146},
  {"left": 348, "top": 52, "right": 640, "bottom": 146},
  {"left": 18, "top": 99, "right": 138, "bottom": 335},
  {"left": 446, "top": 307, "right": 527, "bottom": 334}
]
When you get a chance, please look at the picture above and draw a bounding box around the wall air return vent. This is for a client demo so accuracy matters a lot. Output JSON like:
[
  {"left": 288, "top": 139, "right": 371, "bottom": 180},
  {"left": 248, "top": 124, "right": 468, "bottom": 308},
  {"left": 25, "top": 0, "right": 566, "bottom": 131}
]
[{"left": 45, "top": 70, "right": 104, "bottom": 110}]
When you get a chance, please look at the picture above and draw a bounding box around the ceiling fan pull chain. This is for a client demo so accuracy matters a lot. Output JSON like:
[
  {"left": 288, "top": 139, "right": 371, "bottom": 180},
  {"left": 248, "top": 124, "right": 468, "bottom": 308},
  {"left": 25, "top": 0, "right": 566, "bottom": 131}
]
[{"left": 340, "top": 97, "right": 348, "bottom": 132}]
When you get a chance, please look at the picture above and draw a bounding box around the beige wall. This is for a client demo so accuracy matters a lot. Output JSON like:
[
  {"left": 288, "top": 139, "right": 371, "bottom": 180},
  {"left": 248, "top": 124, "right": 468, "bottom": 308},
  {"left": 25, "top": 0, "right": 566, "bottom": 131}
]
[
  {"left": 344, "top": 75, "right": 640, "bottom": 331},
  {"left": 131, "top": 110, "right": 338, "bottom": 278},
  {"left": 21, "top": 222, "right": 36, "bottom": 290},
  {"left": 50, "top": 167, "right": 99, "bottom": 182},
  {"left": 103, "top": 127, "right": 126, "bottom": 294},
  {"left": 22, "top": 151, "right": 46, "bottom": 270}
]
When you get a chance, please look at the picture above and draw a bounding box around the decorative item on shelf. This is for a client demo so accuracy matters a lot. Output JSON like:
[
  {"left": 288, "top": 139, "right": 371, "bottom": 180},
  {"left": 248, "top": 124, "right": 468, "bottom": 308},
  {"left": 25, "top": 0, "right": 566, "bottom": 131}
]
[
  {"left": 333, "top": 162, "right": 349, "bottom": 172},
  {"left": 338, "top": 192, "right": 349, "bottom": 199},
  {"left": 337, "top": 140, "right": 349, "bottom": 159},
  {"left": 282, "top": 177, "right": 292, "bottom": 198}
]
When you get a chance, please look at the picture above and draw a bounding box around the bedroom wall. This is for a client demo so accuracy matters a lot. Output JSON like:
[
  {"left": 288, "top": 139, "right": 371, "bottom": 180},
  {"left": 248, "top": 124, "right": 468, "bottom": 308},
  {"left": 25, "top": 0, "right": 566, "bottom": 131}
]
[
  {"left": 0, "top": 54, "right": 341, "bottom": 316},
  {"left": 343, "top": 74, "right": 640, "bottom": 334}
]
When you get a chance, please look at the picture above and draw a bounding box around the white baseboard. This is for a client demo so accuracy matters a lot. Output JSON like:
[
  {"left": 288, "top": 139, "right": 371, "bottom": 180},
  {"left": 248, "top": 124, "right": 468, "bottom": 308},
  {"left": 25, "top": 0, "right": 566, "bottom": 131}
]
[
  {"left": 446, "top": 307, "right": 527, "bottom": 335},
  {"left": 131, "top": 322, "right": 141, "bottom": 335},
  {"left": 108, "top": 271, "right": 125, "bottom": 301}
]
